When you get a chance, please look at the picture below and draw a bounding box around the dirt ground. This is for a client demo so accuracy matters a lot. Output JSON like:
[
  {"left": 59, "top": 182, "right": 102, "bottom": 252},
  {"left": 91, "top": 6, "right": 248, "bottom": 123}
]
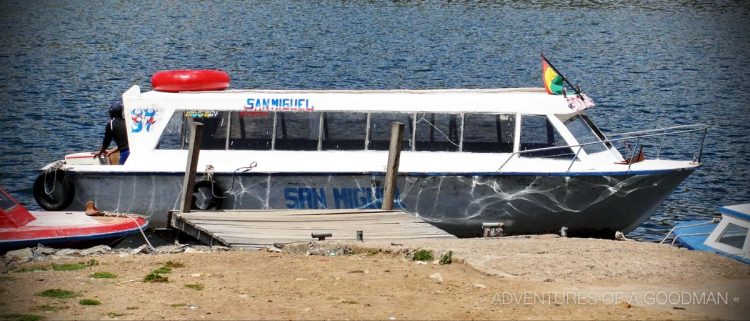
[{"left": 1, "top": 236, "right": 748, "bottom": 320}]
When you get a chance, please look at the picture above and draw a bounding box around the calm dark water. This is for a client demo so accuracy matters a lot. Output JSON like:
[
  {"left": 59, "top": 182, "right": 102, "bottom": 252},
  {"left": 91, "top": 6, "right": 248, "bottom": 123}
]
[{"left": 0, "top": 1, "right": 748, "bottom": 241}]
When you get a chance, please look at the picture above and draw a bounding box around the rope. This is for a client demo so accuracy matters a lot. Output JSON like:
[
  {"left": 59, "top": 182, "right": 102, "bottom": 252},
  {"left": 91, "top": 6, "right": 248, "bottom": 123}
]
[
  {"left": 205, "top": 165, "right": 215, "bottom": 181},
  {"left": 130, "top": 215, "right": 155, "bottom": 252},
  {"left": 101, "top": 211, "right": 155, "bottom": 252},
  {"left": 204, "top": 162, "right": 257, "bottom": 199},
  {"left": 43, "top": 161, "right": 65, "bottom": 196}
]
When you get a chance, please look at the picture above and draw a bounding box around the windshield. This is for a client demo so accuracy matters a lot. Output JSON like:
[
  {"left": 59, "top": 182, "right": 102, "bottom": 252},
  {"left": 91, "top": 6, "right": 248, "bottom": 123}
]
[
  {"left": 0, "top": 189, "right": 16, "bottom": 210},
  {"left": 564, "top": 115, "right": 608, "bottom": 154},
  {"left": 519, "top": 115, "right": 574, "bottom": 159}
]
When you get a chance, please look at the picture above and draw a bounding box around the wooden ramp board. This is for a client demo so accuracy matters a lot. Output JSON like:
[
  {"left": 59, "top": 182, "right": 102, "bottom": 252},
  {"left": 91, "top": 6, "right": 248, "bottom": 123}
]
[{"left": 170, "top": 209, "right": 455, "bottom": 249}]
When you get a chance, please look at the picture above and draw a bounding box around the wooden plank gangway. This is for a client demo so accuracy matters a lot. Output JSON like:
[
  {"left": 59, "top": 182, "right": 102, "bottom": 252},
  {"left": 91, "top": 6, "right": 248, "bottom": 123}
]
[{"left": 169, "top": 209, "right": 456, "bottom": 249}]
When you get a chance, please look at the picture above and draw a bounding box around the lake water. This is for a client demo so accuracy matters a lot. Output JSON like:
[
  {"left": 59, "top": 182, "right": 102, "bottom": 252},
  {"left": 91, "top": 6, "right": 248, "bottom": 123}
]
[{"left": 0, "top": 1, "right": 748, "bottom": 241}]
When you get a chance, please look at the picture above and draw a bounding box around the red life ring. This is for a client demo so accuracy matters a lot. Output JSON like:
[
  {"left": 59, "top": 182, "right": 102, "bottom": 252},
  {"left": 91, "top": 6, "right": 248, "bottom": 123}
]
[{"left": 151, "top": 70, "right": 230, "bottom": 92}]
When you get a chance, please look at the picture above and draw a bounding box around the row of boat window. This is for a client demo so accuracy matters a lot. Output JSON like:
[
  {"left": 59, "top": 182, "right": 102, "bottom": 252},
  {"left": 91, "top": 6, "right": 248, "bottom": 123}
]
[{"left": 158, "top": 111, "right": 592, "bottom": 158}]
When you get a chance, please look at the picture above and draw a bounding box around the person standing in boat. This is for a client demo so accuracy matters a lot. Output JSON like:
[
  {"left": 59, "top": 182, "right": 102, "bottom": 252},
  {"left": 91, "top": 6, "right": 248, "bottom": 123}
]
[{"left": 93, "top": 102, "right": 129, "bottom": 165}]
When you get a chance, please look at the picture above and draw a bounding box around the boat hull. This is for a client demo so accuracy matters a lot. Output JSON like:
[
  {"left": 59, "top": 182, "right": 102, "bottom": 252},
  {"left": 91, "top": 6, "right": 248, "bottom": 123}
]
[
  {"left": 56, "top": 169, "right": 693, "bottom": 237},
  {"left": 0, "top": 212, "right": 148, "bottom": 251},
  {"left": 672, "top": 219, "right": 750, "bottom": 264}
]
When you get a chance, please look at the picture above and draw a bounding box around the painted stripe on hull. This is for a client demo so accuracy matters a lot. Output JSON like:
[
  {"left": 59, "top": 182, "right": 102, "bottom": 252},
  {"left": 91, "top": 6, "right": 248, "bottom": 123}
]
[{"left": 0, "top": 224, "right": 148, "bottom": 249}]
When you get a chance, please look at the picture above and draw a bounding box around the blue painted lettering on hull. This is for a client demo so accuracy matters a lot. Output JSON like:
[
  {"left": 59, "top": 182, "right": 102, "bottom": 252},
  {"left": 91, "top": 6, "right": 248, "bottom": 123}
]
[
  {"left": 285, "top": 187, "right": 401, "bottom": 209},
  {"left": 284, "top": 187, "right": 327, "bottom": 209}
]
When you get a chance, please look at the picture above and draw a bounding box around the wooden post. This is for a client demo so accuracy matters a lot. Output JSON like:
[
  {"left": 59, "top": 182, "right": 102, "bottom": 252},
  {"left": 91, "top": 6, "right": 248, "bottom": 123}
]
[
  {"left": 382, "top": 122, "right": 404, "bottom": 210},
  {"left": 179, "top": 122, "right": 204, "bottom": 213}
]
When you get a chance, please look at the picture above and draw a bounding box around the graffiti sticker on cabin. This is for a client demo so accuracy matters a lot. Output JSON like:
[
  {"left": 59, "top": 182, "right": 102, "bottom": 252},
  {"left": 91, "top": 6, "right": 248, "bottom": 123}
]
[
  {"left": 131, "top": 108, "right": 156, "bottom": 133},
  {"left": 244, "top": 98, "right": 314, "bottom": 111},
  {"left": 184, "top": 110, "right": 220, "bottom": 118}
]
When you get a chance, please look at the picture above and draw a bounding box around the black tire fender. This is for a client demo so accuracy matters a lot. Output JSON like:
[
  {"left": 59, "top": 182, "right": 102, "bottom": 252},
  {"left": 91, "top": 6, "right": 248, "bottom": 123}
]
[
  {"left": 191, "top": 179, "right": 224, "bottom": 210},
  {"left": 33, "top": 169, "right": 75, "bottom": 211}
]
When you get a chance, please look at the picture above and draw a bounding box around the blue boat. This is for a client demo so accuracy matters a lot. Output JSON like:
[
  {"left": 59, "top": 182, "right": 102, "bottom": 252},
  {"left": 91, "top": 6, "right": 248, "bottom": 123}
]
[{"left": 662, "top": 204, "right": 750, "bottom": 264}]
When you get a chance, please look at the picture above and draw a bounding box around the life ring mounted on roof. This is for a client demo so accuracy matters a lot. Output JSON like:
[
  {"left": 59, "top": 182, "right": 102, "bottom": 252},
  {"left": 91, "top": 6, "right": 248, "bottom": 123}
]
[
  {"left": 33, "top": 165, "right": 75, "bottom": 211},
  {"left": 151, "top": 70, "right": 230, "bottom": 92}
]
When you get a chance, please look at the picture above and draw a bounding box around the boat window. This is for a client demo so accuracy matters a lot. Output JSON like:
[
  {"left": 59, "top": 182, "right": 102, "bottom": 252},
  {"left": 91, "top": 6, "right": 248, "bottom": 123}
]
[
  {"left": 717, "top": 223, "right": 748, "bottom": 249},
  {"left": 274, "top": 112, "right": 321, "bottom": 151},
  {"left": 580, "top": 114, "right": 612, "bottom": 148},
  {"left": 462, "top": 113, "right": 514, "bottom": 153},
  {"left": 414, "top": 113, "right": 460, "bottom": 152},
  {"left": 189, "top": 111, "right": 228, "bottom": 150},
  {"left": 156, "top": 111, "right": 229, "bottom": 150},
  {"left": 322, "top": 112, "right": 367, "bottom": 150},
  {"left": 564, "top": 115, "right": 608, "bottom": 154},
  {"left": 156, "top": 112, "right": 188, "bottom": 150},
  {"left": 368, "top": 113, "right": 413, "bottom": 151},
  {"left": 229, "top": 111, "right": 274, "bottom": 150},
  {"left": 520, "top": 115, "right": 574, "bottom": 159}
]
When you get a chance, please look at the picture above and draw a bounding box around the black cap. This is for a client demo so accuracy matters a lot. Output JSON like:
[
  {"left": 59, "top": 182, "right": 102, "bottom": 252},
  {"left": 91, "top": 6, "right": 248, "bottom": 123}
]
[{"left": 109, "top": 102, "right": 124, "bottom": 118}]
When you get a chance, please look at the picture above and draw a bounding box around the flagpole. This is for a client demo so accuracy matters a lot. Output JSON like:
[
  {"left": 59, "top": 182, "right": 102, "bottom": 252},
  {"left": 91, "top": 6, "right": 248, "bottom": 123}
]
[{"left": 541, "top": 54, "right": 581, "bottom": 96}]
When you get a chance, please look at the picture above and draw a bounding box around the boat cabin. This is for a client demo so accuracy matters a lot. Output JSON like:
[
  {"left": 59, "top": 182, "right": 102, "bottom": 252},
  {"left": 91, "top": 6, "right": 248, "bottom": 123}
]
[
  {"left": 704, "top": 204, "right": 750, "bottom": 262},
  {"left": 117, "top": 85, "right": 623, "bottom": 170},
  {"left": 0, "top": 188, "right": 35, "bottom": 228}
]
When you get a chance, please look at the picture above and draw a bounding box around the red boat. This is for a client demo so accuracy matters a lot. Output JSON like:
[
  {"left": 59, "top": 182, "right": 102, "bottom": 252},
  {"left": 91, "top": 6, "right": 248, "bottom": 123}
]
[{"left": 0, "top": 187, "right": 148, "bottom": 251}]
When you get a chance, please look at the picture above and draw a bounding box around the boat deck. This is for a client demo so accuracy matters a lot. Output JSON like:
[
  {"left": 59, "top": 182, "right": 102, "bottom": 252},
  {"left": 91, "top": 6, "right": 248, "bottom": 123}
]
[{"left": 169, "top": 209, "right": 455, "bottom": 249}]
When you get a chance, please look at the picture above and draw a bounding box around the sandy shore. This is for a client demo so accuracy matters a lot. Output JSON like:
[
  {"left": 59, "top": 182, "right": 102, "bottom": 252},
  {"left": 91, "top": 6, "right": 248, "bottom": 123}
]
[{"left": 1, "top": 236, "right": 748, "bottom": 320}]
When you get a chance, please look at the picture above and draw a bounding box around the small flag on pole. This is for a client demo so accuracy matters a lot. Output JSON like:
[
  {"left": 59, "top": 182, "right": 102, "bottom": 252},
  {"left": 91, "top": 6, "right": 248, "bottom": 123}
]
[{"left": 542, "top": 55, "right": 564, "bottom": 95}]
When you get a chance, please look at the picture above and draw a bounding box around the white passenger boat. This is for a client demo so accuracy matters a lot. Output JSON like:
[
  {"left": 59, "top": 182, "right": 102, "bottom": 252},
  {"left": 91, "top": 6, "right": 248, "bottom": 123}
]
[{"left": 33, "top": 70, "right": 708, "bottom": 237}]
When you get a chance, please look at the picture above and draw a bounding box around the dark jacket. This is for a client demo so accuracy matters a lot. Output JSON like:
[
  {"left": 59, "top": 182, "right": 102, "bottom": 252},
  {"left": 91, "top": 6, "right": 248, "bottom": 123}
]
[{"left": 100, "top": 118, "right": 129, "bottom": 152}]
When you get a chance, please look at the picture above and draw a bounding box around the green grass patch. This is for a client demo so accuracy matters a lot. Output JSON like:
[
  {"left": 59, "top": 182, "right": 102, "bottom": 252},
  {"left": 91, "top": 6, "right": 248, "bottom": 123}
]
[
  {"left": 170, "top": 303, "right": 186, "bottom": 308},
  {"left": 90, "top": 272, "right": 117, "bottom": 279},
  {"left": 106, "top": 312, "right": 124, "bottom": 318},
  {"left": 143, "top": 272, "right": 168, "bottom": 283},
  {"left": 12, "top": 265, "right": 50, "bottom": 273},
  {"left": 143, "top": 261, "right": 183, "bottom": 283},
  {"left": 0, "top": 275, "right": 16, "bottom": 281},
  {"left": 164, "top": 261, "right": 184, "bottom": 268},
  {"left": 34, "top": 304, "right": 68, "bottom": 312},
  {"left": 78, "top": 299, "right": 101, "bottom": 306},
  {"left": 152, "top": 266, "right": 172, "bottom": 274},
  {"left": 0, "top": 313, "right": 45, "bottom": 321},
  {"left": 51, "top": 259, "right": 99, "bottom": 272},
  {"left": 14, "top": 260, "right": 98, "bottom": 273},
  {"left": 51, "top": 263, "right": 87, "bottom": 271},
  {"left": 412, "top": 249, "right": 434, "bottom": 261},
  {"left": 35, "top": 289, "right": 78, "bottom": 299},
  {"left": 184, "top": 283, "right": 204, "bottom": 291},
  {"left": 439, "top": 251, "right": 453, "bottom": 265}
]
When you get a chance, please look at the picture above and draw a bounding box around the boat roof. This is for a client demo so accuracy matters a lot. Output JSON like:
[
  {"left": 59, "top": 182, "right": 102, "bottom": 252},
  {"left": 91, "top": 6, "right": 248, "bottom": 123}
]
[
  {"left": 123, "top": 85, "right": 591, "bottom": 115},
  {"left": 720, "top": 204, "right": 750, "bottom": 221}
]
